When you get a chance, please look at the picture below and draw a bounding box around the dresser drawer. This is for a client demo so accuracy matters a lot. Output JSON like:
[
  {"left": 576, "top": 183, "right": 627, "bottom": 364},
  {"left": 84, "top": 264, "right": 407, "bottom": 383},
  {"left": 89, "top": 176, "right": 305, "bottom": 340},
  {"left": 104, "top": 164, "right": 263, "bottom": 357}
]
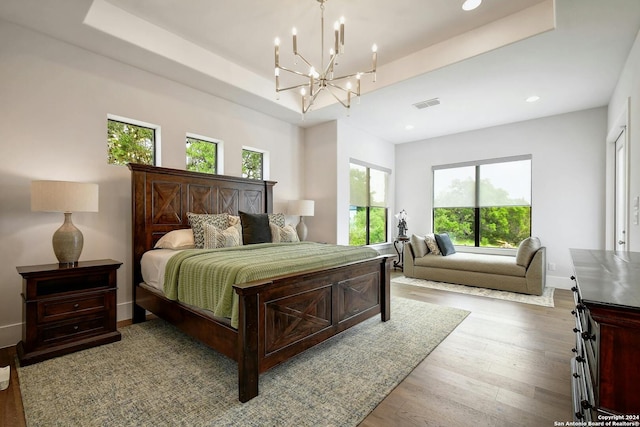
[
  {"left": 37, "top": 315, "right": 108, "bottom": 347},
  {"left": 37, "top": 292, "right": 110, "bottom": 323}
]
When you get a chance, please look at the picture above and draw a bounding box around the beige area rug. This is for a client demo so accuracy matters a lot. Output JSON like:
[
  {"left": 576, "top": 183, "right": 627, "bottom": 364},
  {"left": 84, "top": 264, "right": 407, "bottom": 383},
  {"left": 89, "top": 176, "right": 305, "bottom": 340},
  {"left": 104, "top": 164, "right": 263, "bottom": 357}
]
[
  {"left": 392, "top": 275, "right": 555, "bottom": 307},
  {"left": 18, "top": 297, "right": 469, "bottom": 427}
]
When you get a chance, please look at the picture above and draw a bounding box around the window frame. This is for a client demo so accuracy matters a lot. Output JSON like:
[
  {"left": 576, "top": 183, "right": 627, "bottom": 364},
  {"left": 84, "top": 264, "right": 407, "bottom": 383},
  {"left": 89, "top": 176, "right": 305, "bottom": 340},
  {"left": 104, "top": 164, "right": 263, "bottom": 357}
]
[
  {"left": 432, "top": 155, "right": 532, "bottom": 249},
  {"left": 349, "top": 160, "right": 390, "bottom": 246},
  {"left": 242, "top": 147, "right": 266, "bottom": 180},
  {"left": 107, "top": 114, "right": 160, "bottom": 166},
  {"left": 185, "top": 133, "right": 221, "bottom": 175}
]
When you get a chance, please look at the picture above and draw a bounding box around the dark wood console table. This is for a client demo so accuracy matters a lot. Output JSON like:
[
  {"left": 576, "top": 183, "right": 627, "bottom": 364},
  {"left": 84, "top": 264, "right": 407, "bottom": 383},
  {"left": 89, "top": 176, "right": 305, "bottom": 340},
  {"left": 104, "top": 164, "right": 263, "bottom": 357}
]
[{"left": 569, "top": 249, "right": 640, "bottom": 420}]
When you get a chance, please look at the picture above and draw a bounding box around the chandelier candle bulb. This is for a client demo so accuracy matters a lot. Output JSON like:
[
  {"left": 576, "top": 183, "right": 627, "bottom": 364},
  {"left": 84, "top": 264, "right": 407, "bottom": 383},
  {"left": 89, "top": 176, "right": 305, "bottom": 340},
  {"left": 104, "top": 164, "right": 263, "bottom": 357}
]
[
  {"left": 274, "top": 38, "right": 280, "bottom": 66},
  {"left": 334, "top": 21, "right": 339, "bottom": 54},
  {"left": 340, "top": 16, "right": 345, "bottom": 52},
  {"left": 292, "top": 28, "right": 297, "bottom": 54}
]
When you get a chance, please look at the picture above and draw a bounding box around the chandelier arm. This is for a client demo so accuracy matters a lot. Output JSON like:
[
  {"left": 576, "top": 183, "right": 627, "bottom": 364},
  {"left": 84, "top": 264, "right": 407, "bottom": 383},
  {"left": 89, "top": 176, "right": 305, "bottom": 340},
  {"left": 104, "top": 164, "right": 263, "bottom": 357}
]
[
  {"left": 294, "top": 53, "right": 315, "bottom": 70},
  {"left": 277, "top": 83, "right": 312, "bottom": 93},
  {"left": 322, "top": 53, "right": 338, "bottom": 78},
  {"left": 302, "top": 89, "right": 323, "bottom": 114},
  {"left": 330, "top": 71, "right": 368, "bottom": 81},
  {"left": 326, "top": 86, "right": 350, "bottom": 108},
  {"left": 326, "top": 81, "right": 351, "bottom": 93},
  {"left": 276, "top": 66, "right": 312, "bottom": 78}
]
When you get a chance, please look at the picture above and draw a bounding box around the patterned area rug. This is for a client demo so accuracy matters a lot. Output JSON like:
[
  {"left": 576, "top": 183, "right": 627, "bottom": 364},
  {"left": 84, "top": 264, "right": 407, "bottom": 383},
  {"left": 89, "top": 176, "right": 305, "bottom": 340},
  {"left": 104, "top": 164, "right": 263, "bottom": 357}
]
[
  {"left": 392, "top": 275, "right": 555, "bottom": 307},
  {"left": 18, "top": 297, "right": 469, "bottom": 427}
]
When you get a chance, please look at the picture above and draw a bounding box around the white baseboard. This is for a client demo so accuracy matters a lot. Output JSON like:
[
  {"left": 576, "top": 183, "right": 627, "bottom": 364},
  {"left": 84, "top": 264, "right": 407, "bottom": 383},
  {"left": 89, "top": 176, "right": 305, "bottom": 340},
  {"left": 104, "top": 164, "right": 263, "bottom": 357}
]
[
  {"left": 547, "top": 274, "right": 573, "bottom": 290},
  {"left": 0, "top": 323, "right": 22, "bottom": 350}
]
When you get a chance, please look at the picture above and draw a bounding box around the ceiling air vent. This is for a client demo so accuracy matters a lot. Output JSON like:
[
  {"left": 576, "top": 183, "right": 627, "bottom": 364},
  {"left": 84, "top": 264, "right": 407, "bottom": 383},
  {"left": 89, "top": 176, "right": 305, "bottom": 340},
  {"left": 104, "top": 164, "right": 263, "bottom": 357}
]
[{"left": 413, "top": 97, "right": 440, "bottom": 110}]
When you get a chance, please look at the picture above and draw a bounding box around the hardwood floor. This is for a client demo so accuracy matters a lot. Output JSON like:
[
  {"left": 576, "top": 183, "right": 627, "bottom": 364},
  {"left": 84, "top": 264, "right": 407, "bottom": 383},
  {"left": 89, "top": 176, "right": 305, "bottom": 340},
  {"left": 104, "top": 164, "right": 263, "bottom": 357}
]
[
  {"left": 360, "top": 276, "right": 575, "bottom": 426},
  {"left": 0, "top": 279, "right": 574, "bottom": 427}
]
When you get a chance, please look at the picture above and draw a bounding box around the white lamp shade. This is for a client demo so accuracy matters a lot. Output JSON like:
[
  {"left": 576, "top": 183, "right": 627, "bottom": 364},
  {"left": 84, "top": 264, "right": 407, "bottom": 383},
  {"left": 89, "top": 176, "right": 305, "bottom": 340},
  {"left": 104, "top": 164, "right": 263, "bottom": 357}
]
[
  {"left": 31, "top": 181, "right": 99, "bottom": 213},
  {"left": 288, "top": 199, "right": 314, "bottom": 217}
]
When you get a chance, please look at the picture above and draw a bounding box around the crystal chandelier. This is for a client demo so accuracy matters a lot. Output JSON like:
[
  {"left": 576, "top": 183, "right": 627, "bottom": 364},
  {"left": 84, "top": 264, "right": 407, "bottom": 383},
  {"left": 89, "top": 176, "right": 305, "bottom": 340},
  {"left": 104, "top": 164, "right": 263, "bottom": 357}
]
[{"left": 274, "top": 0, "right": 377, "bottom": 116}]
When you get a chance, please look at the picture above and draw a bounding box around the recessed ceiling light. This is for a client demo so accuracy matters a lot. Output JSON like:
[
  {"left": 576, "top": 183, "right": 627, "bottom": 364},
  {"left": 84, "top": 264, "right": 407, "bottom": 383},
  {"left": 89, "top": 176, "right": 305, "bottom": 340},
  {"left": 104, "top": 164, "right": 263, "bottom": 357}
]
[
  {"left": 405, "top": 125, "right": 415, "bottom": 130},
  {"left": 462, "top": 0, "right": 482, "bottom": 11},
  {"left": 526, "top": 95, "right": 540, "bottom": 103}
]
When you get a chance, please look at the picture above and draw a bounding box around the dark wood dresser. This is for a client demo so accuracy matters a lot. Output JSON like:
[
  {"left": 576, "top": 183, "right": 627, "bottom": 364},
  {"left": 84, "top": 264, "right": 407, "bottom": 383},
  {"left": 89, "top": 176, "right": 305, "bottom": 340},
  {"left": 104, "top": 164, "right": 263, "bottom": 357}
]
[
  {"left": 16, "top": 259, "right": 122, "bottom": 366},
  {"left": 570, "top": 249, "right": 640, "bottom": 421}
]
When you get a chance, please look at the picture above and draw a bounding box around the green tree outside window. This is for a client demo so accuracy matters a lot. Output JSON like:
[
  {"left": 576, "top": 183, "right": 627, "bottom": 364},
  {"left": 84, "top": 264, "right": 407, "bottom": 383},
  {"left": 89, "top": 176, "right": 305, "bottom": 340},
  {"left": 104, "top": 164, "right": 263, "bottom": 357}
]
[
  {"left": 242, "top": 149, "right": 263, "bottom": 180},
  {"left": 186, "top": 137, "right": 217, "bottom": 174},
  {"left": 107, "top": 119, "right": 155, "bottom": 165},
  {"left": 349, "top": 163, "right": 388, "bottom": 246},
  {"left": 433, "top": 158, "right": 531, "bottom": 248}
]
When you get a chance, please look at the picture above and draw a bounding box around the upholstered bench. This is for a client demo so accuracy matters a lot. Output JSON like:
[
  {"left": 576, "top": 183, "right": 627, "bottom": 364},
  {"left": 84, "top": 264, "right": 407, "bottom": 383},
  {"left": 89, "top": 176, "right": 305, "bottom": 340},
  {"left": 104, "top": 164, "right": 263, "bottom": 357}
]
[{"left": 403, "top": 236, "right": 546, "bottom": 296}]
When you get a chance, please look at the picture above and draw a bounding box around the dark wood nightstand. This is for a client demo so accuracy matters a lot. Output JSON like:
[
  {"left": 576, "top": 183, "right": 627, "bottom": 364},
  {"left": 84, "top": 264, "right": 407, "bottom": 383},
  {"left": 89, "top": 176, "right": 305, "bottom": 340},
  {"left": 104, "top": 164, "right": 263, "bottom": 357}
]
[{"left": 16, "top": 259, "right": 122, "bottom": 366}]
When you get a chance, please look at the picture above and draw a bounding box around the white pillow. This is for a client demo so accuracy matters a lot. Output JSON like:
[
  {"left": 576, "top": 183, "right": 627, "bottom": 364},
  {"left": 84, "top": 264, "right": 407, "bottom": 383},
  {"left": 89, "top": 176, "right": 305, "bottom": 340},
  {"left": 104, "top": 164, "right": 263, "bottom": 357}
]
[
  {"left": 270, "top": 223, "right": 300, "bottom": 243},
  {"left": 203, "top": 223, "right": 242, "bottom": 249},
  {"left": 154, "top": 229, "right": 195, "bottom": 250}
]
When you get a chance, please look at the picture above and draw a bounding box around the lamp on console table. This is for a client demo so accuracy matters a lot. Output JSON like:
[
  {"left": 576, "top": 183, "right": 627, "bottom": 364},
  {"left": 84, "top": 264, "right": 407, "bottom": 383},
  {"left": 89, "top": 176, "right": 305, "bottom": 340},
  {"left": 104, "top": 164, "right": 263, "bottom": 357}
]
[
  {"left": 31, "top": 180, "right": 99, "bottom": 266},
  {"left": 288, "top": 199, "right": 315, "bottom": 241}
]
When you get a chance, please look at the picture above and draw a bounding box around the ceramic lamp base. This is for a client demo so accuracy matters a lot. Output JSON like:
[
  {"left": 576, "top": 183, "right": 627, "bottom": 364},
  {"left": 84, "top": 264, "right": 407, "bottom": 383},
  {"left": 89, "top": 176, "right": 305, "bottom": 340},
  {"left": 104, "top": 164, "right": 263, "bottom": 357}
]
[
  {"left": 296, "top": 216, "right": 308, "bottom": 241},
  {"left": 52, "top": 212, "right": 84, "bottom": 266}
]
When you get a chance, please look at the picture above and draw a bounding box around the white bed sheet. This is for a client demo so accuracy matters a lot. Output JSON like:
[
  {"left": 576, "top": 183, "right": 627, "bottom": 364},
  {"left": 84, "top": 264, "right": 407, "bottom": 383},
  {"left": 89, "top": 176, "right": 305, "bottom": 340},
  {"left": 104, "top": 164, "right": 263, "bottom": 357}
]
[{"left": 140, "top": 249, "right": 180, "bottom": 292}]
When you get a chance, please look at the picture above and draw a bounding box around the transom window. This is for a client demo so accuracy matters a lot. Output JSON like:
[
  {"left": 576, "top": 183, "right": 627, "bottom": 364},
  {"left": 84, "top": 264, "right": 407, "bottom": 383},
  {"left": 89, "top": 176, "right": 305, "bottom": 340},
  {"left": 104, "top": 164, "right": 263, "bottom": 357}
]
[
  {"left": 186, "top": 135, "right": 218, "bottom": 174},
  {"left": 107, "top": 117, "right": 157, "bottom": 166},
  {"left": 242, "top": 149, "right": 263, "bottom": 180},
  {"left": 433, "top": 156, "right": 532, "bottom": 248}
]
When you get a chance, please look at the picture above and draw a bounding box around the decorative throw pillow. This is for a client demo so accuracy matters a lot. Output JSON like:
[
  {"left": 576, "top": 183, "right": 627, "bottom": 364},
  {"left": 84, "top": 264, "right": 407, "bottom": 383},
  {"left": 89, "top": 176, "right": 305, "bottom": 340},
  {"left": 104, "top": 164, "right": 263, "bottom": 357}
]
[
  {"left": 424, "top": 233, "right": 441, "bottom": 255},
  {"left": 227, "top": 215, "right": 243, "bottom": 245},
  {"left": 203, "top": 223, "right": 241, "bottom": 249},
  {"left": 410, "top": 234, "right": 429, "bottom": 258},
  {"left": 187, "top": 212, "right": 229, "bottom": 249},
  {"left": 270, "top": 223, "right": 300, "bottom": 243},
  {"left": 435, "top": 233, "right": 456, "bottom": 256},
  {"left": 239, "top": 211, "right": 272, "bottom": 244},
  {"left": 154, "top": 229, "right": 195, "bottom": 250},
  {"left": 268, "top": 213, "right": 286, "bottom": 228},
  {"left": 516, "top": 237, "right": 541, "bottom": 268}
]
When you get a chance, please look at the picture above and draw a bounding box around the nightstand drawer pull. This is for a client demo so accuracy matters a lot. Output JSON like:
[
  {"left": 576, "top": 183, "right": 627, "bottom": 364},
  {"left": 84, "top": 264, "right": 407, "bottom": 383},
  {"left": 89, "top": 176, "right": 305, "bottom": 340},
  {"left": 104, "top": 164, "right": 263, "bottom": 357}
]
[{"left": 73, "top": 303, "right": 80, "bottom": 309}]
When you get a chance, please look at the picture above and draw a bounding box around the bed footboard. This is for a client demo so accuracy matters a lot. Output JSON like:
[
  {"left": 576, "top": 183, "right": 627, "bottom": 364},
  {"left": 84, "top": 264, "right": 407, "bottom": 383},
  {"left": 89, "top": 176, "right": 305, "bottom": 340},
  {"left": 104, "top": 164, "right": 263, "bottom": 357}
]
[{"left": 234, "top": 255, "right": 391, "bottom": 402}]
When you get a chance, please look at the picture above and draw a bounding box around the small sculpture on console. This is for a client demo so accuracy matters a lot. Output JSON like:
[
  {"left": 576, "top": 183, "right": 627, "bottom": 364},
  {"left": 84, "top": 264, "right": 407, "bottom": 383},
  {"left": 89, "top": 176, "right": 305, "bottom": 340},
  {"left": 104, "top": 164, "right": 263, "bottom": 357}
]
[{"left": 395, "top": 209, "right": 408, "bottom": 238}]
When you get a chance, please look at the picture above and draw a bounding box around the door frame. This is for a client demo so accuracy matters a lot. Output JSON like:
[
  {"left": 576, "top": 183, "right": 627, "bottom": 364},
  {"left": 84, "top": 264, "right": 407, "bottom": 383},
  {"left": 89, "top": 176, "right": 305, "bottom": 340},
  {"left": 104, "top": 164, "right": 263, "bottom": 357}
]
[{"left": 605, "top": 98, "right": 630, "bottom": 250}]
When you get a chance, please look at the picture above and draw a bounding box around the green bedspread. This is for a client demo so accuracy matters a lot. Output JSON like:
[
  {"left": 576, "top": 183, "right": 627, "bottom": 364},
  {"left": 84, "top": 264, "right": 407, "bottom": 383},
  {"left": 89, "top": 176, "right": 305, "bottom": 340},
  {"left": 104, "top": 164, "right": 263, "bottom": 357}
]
[{"left": 164, "top": 242, "right": 379, "bottom": 328}]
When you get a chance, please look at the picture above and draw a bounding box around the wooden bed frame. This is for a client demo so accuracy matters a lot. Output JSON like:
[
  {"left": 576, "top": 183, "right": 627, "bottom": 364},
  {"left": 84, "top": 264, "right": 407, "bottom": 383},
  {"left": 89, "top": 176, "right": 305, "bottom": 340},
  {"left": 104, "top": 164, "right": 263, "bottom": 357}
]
[{"left": 129, "top": 163, "right": 391, "bottom": 402}]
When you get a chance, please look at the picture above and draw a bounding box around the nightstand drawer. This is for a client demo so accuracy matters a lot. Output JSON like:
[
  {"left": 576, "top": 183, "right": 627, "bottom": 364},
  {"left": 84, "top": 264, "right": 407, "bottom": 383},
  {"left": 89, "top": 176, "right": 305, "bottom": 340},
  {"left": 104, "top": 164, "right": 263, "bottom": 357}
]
[
  {"left": 38, "top": 293, "right": 109, "bottom": 323},
  {"left": 38, "top": 315, "right": 108, "bottom": 347}
]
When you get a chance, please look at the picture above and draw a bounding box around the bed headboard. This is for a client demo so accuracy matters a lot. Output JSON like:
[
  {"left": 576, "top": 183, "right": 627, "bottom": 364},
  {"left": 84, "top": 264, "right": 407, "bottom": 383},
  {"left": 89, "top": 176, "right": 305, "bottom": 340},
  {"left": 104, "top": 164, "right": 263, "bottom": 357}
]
[{"left": 128, "top": 163, "right": 276, "bottom": 286}]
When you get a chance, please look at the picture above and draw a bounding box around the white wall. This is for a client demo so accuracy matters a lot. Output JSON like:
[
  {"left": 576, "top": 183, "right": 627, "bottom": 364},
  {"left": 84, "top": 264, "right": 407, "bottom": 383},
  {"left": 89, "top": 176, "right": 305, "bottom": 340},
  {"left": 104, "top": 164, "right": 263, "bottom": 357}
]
[
  {"left": 608, "top": 30, "right": 640, "bottom": 252},
  {"left": 302, "top": 121, "right": 338, "bottom": 243},
  {"left": 395, "top": 108, "right": 608, "bottom": 288},
  {"left": 302, "top": 120, "right": 396, "bottom": 245},
  {"left": 0, "top": 21, "right": 304, "bottom": 348}
]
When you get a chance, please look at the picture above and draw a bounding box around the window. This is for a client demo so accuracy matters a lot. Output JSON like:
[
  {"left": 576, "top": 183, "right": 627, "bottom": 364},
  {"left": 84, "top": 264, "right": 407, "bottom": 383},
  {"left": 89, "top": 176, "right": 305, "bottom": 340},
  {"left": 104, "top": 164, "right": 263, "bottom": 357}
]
[
  {"left": 242, "top": 149, "right": 263, "bottom": 180},
  {"left": 433, "top": 156, "right": 531, "bottom": 248},
  {"left": 186, "top": 136, "right": 218, "bottom": 174},
  {"left": 107, "top": 117, "right": 156, "bottom": 165},
  {"left": 349, "top": 162, "right": 389, "bottom": 246}
]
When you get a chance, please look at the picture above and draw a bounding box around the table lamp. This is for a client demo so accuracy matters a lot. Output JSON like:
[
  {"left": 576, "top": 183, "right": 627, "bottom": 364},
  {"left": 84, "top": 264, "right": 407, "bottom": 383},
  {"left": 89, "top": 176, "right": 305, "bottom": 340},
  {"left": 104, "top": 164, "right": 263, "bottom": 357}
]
[
  {"left": 31, "top": 180, "right": 99, "bottom": 266},
  {"left": 287, "top": 200, "right": 315, "bottom": 241}
]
